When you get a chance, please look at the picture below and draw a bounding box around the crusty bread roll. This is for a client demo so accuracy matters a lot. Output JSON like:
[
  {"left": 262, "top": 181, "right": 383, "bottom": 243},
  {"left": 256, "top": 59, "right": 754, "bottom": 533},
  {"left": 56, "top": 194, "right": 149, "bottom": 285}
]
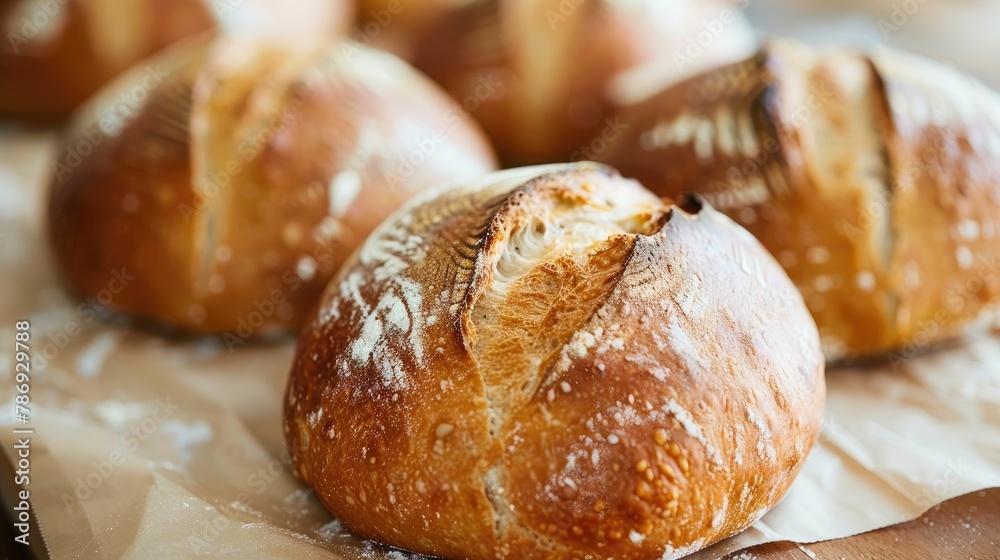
[
  {"left": 409, "top": 0, "right": 757, "bottom": 166},
  {"left": 284, "top": 163, "right": 825, "bottom": 559},
  {"left": 47, "top": 34, "right": 497, "bottom": 338},
  {"left": 595, "top": 40, "right": 1000, "bottom": 360},
  {"left": 0, "top": 0, "right": 351, "bottom": 118}
]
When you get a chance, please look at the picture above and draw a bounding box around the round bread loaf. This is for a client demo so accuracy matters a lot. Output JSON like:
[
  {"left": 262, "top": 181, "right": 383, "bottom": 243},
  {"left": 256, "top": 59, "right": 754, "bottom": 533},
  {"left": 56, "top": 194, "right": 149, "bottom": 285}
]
[
  {"left": 0, "top": 0, "right": 352, "bottom": 118},
  {"left": 595, "top": 40, "right": 1000, "bottom": 360},
  {"left": 284, "top": 163, "right": 825, "bottom": 559},
  {"left": 47, "top": 34, "right": 497, "bottom": 337},
  {"left": 409, "top": 0, "right": 756, "bottom": 166}
]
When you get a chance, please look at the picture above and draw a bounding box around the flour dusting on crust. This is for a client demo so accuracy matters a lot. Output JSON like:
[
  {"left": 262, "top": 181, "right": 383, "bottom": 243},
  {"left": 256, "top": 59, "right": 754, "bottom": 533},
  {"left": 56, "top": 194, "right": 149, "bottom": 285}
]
[
  {"left": 335, "top": 213, "right": 428, "bottom": 390},
  {"left": 662, "top": 399, "right": 722, "bottom": 466}
]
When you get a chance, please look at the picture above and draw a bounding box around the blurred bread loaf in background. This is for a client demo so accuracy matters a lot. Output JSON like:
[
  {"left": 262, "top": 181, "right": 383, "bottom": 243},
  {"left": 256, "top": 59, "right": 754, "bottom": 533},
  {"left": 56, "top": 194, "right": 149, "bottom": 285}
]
[
  {"left": 47, "top": 33, "right": 496, "bottom": 337},
  {"left": 406, "top": 0, "right": 758, "bottom": 166},
  {"left": 0, "top": 0, "right": 352, "bottom": 118},
  {"left": 595, "top": 40, "right": 1000, "bottom": 359}
]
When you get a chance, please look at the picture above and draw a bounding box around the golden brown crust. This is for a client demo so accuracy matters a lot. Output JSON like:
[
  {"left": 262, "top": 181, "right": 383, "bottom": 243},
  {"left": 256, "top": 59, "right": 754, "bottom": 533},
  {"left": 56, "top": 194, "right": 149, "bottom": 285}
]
[
  {"left": 596, "top": 40, "right": 1000, "bottom": 359},
  {"left": 47, "top": 35, "right": 497, "bottom": 336},
  {"left": 284, "top": 163, "right": 824, "bottom": 559},
  {"left": 409, "top": 0, "right": 756, "bottom": 167},
  {"left": 874, "top": 48, "right": 1000, "bottom": 356}
]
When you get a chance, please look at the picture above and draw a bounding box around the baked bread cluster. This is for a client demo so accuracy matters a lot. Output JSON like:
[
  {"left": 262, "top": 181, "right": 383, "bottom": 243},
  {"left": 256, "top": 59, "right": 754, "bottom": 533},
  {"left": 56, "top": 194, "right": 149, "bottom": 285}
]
[
  {"left": 597, "top": 40, "right": 1000, "bottom": 360},
  {"left": 39, "top": 5, "right": 992, "bottom": 559},
  {"left": 284, "top": 163, "right": 825, "bottom": 559},
  {"left": 48, "top": 34, "right": 496, "bottom": 335}
]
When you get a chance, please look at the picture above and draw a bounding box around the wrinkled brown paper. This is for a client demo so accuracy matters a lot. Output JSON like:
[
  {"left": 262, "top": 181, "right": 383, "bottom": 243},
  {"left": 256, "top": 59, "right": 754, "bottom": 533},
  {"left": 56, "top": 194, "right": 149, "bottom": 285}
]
[{"left": 1, "top": 130, "right": 999, "bottom": 559}]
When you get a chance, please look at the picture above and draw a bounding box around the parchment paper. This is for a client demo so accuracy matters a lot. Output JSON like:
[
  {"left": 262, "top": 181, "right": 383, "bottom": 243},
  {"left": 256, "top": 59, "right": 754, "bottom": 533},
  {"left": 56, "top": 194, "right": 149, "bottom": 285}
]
[{"left": 1, "top": 129, "right": 999, "bottom": 559}]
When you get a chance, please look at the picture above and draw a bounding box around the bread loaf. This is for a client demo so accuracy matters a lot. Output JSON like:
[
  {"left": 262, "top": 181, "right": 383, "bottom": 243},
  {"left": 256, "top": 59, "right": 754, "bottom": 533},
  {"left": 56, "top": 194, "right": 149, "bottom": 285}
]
[
  {"left": 0, "top": 0, "right": 213, "bottom": 118},
  {"left": 47, "top": 34, "right": 497, "bottom": 337},
  {"left": 0, "top": 0, "right": 353, "bottom": 118},
  {"left": 409, "top": 0, "right": 756, "bottom": 166},
  {"left": 284, "top": 163, "right": 825, "bottom": 559},
  {"left": 595, "top": 40, "right": 1000, "bottom": 360}
]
